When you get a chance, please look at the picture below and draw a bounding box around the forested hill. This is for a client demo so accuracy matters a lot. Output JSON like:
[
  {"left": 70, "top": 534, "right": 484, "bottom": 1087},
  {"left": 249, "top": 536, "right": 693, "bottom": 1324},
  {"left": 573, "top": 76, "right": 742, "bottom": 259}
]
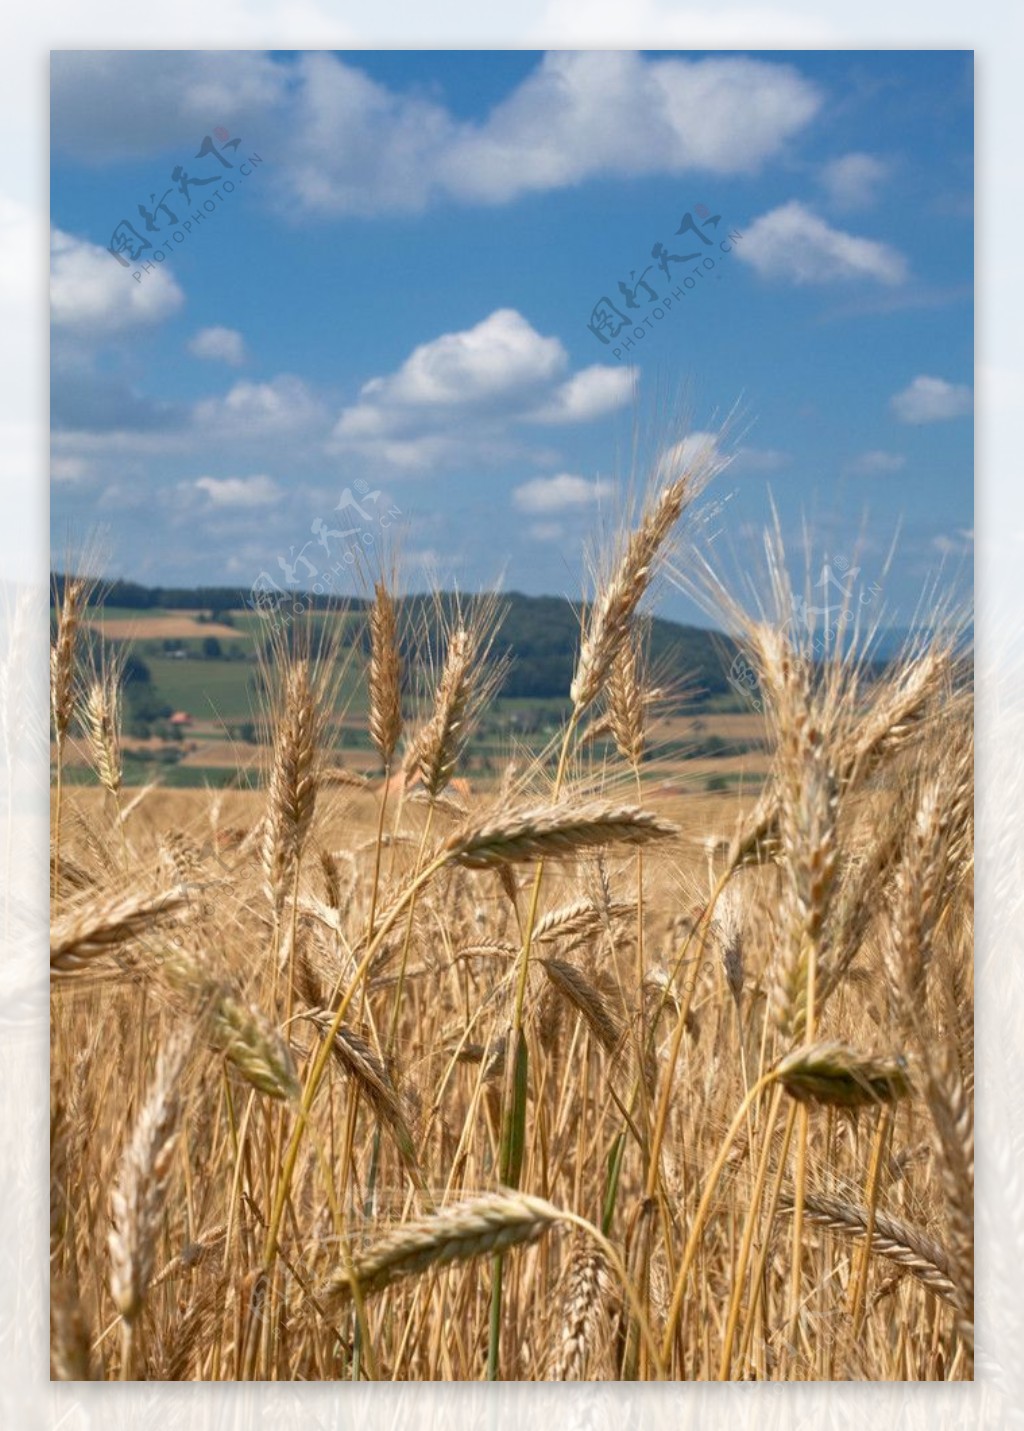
[
  {"left": 434, "top": 592, "right": 739, "bottom": 701},
  {"left": 55, "top": 577, "right": 742, "bottom": 704}
]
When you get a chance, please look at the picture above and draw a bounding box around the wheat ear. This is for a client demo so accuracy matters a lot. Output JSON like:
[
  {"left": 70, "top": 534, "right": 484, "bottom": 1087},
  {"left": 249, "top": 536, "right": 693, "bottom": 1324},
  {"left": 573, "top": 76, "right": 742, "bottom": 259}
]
[
  {"left": 318, "top": 1191, "right": 561, "bottom": 1307},
  {"left": 368, "top": 579, "right": 403, "bottom": 766},
  {"left": 775, "top": 1042, "right": 912, "bottom": 1109},
  {"left": 108, "top": 1030, "right": 191, "bottom": 1326},
  {"left": 571, "top": 441, "right": 720, "bottom": 714},
  {"left": 445, "top": 801, "right": 677, "bottom": 869},
  {"left": 51, "top": 888, "right": 188, "bottom": 973},
  {"left": 783, "top": 1193, "right": 959, "bottom": 1306},
  {"left": 262, "top": 659, "right": 320, "bottom": 909}
]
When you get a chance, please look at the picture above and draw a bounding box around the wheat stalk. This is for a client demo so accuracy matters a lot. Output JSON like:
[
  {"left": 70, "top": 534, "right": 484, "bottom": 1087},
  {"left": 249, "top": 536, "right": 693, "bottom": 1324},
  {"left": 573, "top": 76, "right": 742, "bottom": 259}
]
[
  {"left": 547, "top": 1244, "right": 616, "bottom": 1380},
  {"left": 303, "top": 1012, "right": 424, "bottom": 1187},
  {"left": 262, "top": 658, "right": 321, "bottom": 909},
  {"left": 159, "top": 949, "right": 300, "bottom": 1100},
  {"left": 534, "top": 897, "right": 634, "bottom": 943},
  {"left": 754, "top": 625, "right": 838, "bottom": 1043},
  {"left": 368, "top": 580, "right": 403, "bottom": 766},
  {"left": 540, "top": 957, "right": 623, "bottom": 1054},
  {"left": 84, "top": 673, "right": 123, "bottom": 798},
  {"left": 50, "top": 575, "right": 85, "bottom": 749},
  {"left": 108, "top": 1030, "right": 191, "bottom": 1325},
  {"left": 445, "top": 801, "right": 677, "bottom": 870},
  {"left": 921, "top": 1046, "right": 974, "bottom": 1345},
  {"left": 211, "top": 986, "right": 301, "bottom": 1101},
  {"left": 318, "top": 1191, "right": 561, "bottom": 1307},
  {"left": 607, "top": 633, "right": 646, "bottom": 768},
  {"left": 783, "top": 1192, "right": 959, "bottom": 1305},
  {"left": 51, "top": 888, "right": 188, "bottom": 973},
  {"left": 775, "top": 1042, "right": 912, "bottom": 1108},
  {"left": 571, "top": 450, "right": 717, "bottom": 715}
]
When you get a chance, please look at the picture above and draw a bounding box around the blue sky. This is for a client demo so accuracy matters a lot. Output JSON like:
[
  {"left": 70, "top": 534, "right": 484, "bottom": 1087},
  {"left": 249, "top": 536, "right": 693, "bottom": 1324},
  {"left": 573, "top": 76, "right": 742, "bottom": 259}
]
[{"left": 50, "top": 49, "right": 973, "bottom": 627}]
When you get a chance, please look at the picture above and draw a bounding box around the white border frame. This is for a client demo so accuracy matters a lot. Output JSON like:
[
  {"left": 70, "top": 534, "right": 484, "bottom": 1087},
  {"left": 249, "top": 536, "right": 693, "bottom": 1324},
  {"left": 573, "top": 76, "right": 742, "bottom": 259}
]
[{"left": 6, "top": 9, "right": 1015, "bottom": 1426}]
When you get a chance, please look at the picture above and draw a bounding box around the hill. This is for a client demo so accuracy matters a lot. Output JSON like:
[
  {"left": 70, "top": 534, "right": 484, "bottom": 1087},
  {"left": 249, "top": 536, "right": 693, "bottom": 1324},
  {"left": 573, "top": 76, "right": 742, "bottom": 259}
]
[{"left": 55, "top": 577, "right": 743, "bottom": 708}]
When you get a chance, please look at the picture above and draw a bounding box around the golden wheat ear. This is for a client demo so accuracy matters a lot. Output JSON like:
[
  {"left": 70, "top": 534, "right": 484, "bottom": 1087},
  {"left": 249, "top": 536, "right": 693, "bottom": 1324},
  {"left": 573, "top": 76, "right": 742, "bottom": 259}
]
[
  {"left": 317, "top": 1191, "right": 563, "bottom": 1307},
  {"left": 781, "top": 1193, "right": 959, "bottom": 1306},
  {"left": 108, "top": 1029, "right": 192, "bottom": 1328},
  {"left": 444, "top": 800, "right": 678, "bottom": 870},
  {"left": 368, "top": 577, "right": 403, "bottom": 768},
  {"left": 572, "top": 434, "right": 724, "bottom": 716}
]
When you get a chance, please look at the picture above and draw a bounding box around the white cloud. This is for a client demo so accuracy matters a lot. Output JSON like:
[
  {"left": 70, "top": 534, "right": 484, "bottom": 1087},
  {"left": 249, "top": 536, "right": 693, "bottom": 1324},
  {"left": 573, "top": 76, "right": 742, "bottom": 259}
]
[
  {"left": 891, "top": 376, "right": 973, "bottom": 424},
  {"left": 531, "top": 366, "right": 634, "bottom": 424},
  {"left": 193, "top": 474, "right": 281, "bottom": 507},
  {"left": 657, "top": 431, "right": 726, "bottom": 478},
  {"left": 50, "top": 227, "right": 185, "bottom": 332},
  {"left": 51, "top": 51, "right": 290, "bottom": 163},
  {"left": 436, "top": 52, "right": 821, "bottom": 207},
  {"left": 195, "top": 375, "right": 324, "bottom": 435},
  {"left": 51, "top": 455, "right": 91, "bottom": 483},
  {"left": 360, "top": 308, "right": 564, "bottom": 410},
  {"left": 819, "top": 153, "right": 889, "bottom": 210},
  {"left": 845, "top": 449, "right": 906, "bottom": 475},
  {"left": 332, "top": 309, "right": 627, "bottom": 470},
  {"left": 52, "top": 51, "right": 820, "bottom": 217},
  {"left": 513, "top": 472, "right": 613, "bottom": 514},
  {"left": 188, "top": 325, "right": 246, "bottom": 365},
  {"left": 735, "top": 201, "right": 908, "bottom": 285}
]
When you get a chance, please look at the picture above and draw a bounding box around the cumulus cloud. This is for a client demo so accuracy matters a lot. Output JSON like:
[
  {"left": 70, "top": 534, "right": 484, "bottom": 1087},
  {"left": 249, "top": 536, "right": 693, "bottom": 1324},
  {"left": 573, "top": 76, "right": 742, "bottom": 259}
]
[
  {"left": 195, "top": 375, "right": 324, "bottom": 435},
  {"left": 52, "top": 51, "right": 820, "bottom": 216},
  {"left": 188, "top": 325, "right": 246, "bottom": 365},
  {"left": 513, "top": 472, "right": 613, "bottom": 514},
  {"left": 434, "top": 52, "right": 821, "bottom": 207},
  {"left": 51, "top": 50, "right": 289, "bottom": 163},
  {"left": 194, "top": 474, "right": 281, "bottom": 507},
  {"left": 332, "top": 309, "right": 629, "bottom": 469},
  {"left": 735, "top": 201, "right": 908, "bottom": 285},
  {"left": 819, "top": 153, "right": 889, "bottom": 210},
  {"left": 845, "top": 449, "right": 906, "bottom": 475},
  {"left": 657, "top": 430, "right": 726, "bottom": 478},
  {"left": 51, "top": 455, "right": 90, "bottom": 483},
  {"left": 54, "top": 365, "right": 326, "bottom": 469},
  {"left": 890, "top": 376, "right": 973, "bottom": 424},
  {"left": 530, "top": 366, "right": 635, "bottom": 424},
  {"left": 50, "top": 227, "right": 184, "bottom": 332},
  {"left": 356, "top": 308, "right": 564, "bottom": 411}
]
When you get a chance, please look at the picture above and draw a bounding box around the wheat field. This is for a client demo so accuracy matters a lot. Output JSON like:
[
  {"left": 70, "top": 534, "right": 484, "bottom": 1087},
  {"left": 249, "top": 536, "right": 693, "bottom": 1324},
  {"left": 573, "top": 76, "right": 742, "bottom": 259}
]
[{"left": 49, "top": 450, "right": 973, "bottom": 1382}]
